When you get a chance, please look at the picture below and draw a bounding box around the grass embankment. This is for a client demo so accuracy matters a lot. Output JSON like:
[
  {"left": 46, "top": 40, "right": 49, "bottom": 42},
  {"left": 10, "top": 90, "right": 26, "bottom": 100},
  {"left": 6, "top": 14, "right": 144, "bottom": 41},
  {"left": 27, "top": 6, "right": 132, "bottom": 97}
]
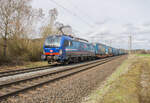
[
  {"left": 82, "top": 54, "right": 150, "bottom": 103},
  {"left": 0, "top": 61, "right": 48, "bottom": 72}
]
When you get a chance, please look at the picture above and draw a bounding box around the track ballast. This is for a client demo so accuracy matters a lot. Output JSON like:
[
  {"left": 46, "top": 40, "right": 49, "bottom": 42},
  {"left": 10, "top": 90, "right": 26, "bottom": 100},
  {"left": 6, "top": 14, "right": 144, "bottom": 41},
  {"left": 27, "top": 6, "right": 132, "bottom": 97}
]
[{"left": 0, "top": 56, "right": 120, "bottom": 100}]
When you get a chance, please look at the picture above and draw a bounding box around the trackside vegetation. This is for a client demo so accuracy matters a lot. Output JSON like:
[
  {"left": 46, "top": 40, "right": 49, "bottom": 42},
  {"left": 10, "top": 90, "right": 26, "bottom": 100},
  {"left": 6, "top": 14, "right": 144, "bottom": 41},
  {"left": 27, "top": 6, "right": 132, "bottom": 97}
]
[
  {"left": 82, "top": 55, "right": 150, "bottom": 103},
  {"left": 0, "top": 0, "right": 56, "bottom": 65},
  {"left": 0, "top": 61, "right": 48, "bottom": 72}
]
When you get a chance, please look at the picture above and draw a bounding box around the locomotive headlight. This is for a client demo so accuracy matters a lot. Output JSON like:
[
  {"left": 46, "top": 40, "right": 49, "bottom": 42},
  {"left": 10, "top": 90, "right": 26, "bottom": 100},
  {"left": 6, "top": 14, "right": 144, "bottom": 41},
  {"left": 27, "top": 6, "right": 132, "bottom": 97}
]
[{"left": 59, "top": 49, "right": 62, "bottom": 55}]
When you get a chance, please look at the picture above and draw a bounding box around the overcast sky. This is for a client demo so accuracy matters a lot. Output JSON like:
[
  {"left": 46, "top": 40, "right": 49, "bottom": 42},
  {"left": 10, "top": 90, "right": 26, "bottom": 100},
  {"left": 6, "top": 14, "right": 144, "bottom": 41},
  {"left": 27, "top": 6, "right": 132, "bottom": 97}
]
[{"left": 32, "top": 0, "right": 150, "bottom": 50}]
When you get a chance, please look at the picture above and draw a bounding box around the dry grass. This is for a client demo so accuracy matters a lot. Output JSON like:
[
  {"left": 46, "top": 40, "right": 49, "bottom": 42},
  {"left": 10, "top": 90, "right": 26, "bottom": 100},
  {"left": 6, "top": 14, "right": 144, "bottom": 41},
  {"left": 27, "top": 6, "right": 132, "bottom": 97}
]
[
  {"left": 0, "top": 38, "right": 46, "bottom": 72},
  {"left": 139, "top": 58, "right": 150, "bottom": 103},
  {"left": 83, "top": 55, "right": 150, "bottom": 103},
  {"left": 100, "top": 61, "right": 141, "bottom": 103},
  {"left": 0, "top": 61, "right": 48, "bottom": 72},
  {"left": 0, "top": 38, "right": 44, "bottom": 66}
]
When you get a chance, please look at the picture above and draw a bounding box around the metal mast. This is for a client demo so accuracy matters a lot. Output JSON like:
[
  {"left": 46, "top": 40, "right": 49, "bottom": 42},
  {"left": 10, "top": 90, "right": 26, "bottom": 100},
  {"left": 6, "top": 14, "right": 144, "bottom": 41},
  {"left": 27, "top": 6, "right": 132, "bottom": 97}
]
[
  {"left": 129, "top": 35, "right": 132, "bottom": 54},
  {"left": 49, "top": 8, "right": 58, "bottom": 30}
]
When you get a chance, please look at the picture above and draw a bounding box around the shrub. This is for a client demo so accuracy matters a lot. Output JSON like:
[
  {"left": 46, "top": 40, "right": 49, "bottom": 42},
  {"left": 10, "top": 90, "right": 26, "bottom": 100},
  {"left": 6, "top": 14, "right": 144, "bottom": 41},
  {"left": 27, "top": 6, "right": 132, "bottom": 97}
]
[{"left": 0, "top": 37, "right": 44, "bottom": 65}]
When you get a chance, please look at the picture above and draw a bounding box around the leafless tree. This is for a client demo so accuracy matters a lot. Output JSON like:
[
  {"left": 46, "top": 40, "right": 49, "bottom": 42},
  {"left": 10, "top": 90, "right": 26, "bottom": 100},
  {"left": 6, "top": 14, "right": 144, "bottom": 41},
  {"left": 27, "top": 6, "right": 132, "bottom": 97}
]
[
  {"left": 0, "top": 0, "right": 43, "bottom": 57},
  {"left": 41, "top": 24, "right": 54, "bottom": 38}
]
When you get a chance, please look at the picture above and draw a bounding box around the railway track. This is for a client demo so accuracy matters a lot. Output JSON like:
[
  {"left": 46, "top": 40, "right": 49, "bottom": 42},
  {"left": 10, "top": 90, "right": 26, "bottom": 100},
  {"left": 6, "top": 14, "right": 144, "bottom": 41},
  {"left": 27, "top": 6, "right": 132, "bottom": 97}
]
[
  {"left": 0, "top": 59, "right": 105, "bottom": 78},
  {"left": 0, "top": 65, "right": 55, "bottom": 78},
  {"left": 0, "top": 56, "right": 120, "bottom": 100}
]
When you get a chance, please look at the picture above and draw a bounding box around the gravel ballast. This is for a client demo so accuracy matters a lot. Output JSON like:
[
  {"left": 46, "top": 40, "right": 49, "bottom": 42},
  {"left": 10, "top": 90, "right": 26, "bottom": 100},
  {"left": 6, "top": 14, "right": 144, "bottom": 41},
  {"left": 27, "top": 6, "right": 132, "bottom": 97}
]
[{"left": 1, "top": 56, "right": 127, "bottom": 103}]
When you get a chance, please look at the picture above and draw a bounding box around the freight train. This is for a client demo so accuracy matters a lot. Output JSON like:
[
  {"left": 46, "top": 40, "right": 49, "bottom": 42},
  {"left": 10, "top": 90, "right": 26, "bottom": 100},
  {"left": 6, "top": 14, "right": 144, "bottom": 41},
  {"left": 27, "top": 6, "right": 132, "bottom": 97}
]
[{"left": 41, "top": 34, "right": 126, "bottom": 64}]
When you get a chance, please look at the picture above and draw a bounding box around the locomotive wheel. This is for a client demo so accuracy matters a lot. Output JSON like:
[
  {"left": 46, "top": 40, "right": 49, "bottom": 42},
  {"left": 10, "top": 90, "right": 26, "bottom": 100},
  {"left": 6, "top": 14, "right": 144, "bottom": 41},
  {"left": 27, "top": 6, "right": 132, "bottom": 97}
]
[{"left": 64, "top": 60, "right": 70, "bottom": 65}]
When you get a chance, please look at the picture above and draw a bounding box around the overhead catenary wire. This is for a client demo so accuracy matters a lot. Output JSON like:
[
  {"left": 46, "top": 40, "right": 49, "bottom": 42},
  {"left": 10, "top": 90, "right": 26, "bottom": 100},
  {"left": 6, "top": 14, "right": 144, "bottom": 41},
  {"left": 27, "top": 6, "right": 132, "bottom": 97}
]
[
  {"left": 64, "top": 0, "right": 97, "bottom": 25},
  {"left": 48, "top": 0, "right": 105, "bottom": 42},
  {"left": 49, "top": 0, "right": 93, "bottom": 28}
]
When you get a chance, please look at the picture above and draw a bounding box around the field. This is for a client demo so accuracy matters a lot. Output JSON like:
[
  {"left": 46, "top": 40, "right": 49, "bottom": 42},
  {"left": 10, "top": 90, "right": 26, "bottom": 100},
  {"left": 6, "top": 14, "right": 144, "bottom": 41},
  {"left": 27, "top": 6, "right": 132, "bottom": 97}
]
[{"left": 82, "top": 54, "right": 150, "bottom": 103}]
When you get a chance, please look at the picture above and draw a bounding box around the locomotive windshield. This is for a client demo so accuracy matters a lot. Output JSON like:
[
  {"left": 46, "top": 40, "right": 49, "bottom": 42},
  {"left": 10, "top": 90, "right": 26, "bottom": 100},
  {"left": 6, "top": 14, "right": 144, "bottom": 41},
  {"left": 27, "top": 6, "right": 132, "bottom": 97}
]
[{"left": 44, "top": 36, "right": 61, "bottom": 48}]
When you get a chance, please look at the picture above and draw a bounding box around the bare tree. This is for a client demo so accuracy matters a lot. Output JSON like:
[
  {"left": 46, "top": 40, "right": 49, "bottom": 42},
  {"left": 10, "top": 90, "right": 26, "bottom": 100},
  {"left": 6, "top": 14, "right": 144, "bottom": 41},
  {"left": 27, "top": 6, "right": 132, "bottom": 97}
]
[
  {"left": 41, "top": 24, "right": 54, "bottom": 38},
  {"left": 0, "top": 0, "right": 43, "bottom": 57},
  {"left": 0, "top": 0, "right": 15, "bottom": 56}
]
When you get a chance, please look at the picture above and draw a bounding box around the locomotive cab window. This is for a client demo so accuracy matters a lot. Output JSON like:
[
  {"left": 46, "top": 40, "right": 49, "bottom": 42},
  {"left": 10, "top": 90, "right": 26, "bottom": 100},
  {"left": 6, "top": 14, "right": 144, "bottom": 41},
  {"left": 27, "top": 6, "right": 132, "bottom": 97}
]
[
  {"left": 44, "top": 36, "right": 61, "bottom": 48},
  {"left": 64, "top": 40, "right": 72, "bottom": 47}
]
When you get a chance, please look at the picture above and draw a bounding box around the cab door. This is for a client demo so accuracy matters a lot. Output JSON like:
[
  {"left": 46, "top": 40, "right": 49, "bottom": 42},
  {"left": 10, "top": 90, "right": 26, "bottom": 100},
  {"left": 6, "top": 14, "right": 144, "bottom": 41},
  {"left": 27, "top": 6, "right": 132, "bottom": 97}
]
[{"left": 62, "top": 39, "right": 72, "bottom": 59}]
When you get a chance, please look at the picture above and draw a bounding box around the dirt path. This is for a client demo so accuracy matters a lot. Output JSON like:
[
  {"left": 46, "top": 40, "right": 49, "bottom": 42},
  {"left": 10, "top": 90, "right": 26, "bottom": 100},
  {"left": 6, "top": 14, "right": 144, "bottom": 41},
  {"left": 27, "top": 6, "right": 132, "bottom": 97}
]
[{"left": 1, "top": 56, "right": 127, "bottom": 103}]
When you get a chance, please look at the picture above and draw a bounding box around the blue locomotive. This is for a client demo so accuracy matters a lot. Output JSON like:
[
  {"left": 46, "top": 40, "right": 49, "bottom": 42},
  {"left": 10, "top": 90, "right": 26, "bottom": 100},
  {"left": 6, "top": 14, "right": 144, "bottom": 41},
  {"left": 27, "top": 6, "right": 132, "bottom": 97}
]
[
  {"left": 42, "top": 35, "right": 95, "bottom": 64},
  {"left": 42, "top": 34, "right": 126, "bottom": 64}
]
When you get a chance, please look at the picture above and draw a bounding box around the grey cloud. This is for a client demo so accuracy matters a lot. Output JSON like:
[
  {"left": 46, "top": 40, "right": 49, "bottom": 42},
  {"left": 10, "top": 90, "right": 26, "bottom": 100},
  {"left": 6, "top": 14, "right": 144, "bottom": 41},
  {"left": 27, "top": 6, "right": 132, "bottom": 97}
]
[
  {"left": 95, "top": 18, "right": 112, "bottom": 26},
  {"left": 32, "top": 0, "right": 150, "bottom": 50},
  {"left": 143, "top": 22, "right": 150, "bottom": 27}
]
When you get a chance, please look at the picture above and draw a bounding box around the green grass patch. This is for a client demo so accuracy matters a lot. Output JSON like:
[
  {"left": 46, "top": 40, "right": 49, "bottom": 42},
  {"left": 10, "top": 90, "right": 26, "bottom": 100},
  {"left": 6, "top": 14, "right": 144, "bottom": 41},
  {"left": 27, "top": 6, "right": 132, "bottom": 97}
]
[{"left": 136, "top": 54, "right": 150, "bottom": 57}]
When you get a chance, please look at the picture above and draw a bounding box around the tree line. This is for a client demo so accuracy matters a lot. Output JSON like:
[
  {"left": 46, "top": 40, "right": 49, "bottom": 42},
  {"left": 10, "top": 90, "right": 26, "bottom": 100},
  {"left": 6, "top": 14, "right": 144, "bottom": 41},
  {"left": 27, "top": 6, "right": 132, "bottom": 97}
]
[{"left": 0, "top": 0, "right": 57, "bottom": 65}]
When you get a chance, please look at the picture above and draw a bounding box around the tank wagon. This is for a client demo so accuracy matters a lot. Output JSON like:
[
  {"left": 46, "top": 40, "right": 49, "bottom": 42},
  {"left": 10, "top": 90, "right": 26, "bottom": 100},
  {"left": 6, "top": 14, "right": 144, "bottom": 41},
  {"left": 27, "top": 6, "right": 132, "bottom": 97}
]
[{"left": 42, "top": 34, "right": 126, "bottom": 64}]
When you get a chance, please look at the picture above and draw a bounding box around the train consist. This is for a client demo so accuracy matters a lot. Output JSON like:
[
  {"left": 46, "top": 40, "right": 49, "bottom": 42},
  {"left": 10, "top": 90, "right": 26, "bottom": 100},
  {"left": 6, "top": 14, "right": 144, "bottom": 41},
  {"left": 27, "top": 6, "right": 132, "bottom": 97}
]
[{"left": 42, "top": 34, "right": 126, "bottom": 64}]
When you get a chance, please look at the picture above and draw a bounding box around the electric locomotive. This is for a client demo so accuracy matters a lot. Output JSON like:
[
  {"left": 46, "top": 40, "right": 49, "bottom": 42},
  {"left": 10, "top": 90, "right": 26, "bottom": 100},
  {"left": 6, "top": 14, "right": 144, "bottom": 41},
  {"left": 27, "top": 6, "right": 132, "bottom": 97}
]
[{"left": 42, "top": 34, "right": 95, "bottom": 64}]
